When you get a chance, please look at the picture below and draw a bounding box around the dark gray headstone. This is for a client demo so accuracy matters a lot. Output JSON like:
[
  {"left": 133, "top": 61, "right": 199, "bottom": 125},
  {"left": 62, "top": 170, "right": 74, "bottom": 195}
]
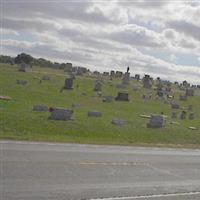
[
  {"left": 171, "top": 102, "right": 180, "bottom": 109},
  {"left": 147, "top": 115, "right": 165, "bottom": 128},
  {"left": 112, "top": 118, "right": 126, "bottom": 126},
  {"left": 64, "top": 78, "right": 73, "bottom": 89},
  {"left": 88, "top": 111, "right": 102, "bottom": 117},
  {"left": 115, "top": 92, "right": 129, "bottom": 101},
  {"left": 16, "top": 80, "right": 27, "bottom": 85},
  {"left": 102, "top": 96, "right": 113, "bottom": 103},
  {"left": 94, "top": 81, "right": 102, "bottom": 92},
  {"left": 48, "top": 109, "right": 73, "bottom": 121},
  {"left": 180, "top": 111, "right": 187, "bottom": 120}
]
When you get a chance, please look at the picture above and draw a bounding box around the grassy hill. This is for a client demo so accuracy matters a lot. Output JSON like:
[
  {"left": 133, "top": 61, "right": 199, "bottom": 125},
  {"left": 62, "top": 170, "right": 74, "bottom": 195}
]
[{"left": 0, "top": 64, "right": 200, "bottom": 147}]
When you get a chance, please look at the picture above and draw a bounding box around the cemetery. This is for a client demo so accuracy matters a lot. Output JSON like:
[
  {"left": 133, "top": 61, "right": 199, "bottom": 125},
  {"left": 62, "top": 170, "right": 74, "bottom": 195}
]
[{"left": 0, "top": 63, "right": 200, "bottom": 147}]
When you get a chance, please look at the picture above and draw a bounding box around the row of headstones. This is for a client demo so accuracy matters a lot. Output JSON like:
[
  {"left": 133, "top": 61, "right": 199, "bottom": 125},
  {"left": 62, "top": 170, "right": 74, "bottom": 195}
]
[
  {"left": 33, "top": 105, "right": 166, "bottom": 128},
  {"left": 32, "top": 105, "right": 126, "bottom": 126},
  {"left": 172, "top": 111, "right": 195, "bottom": 120},
  {"left": 16, "top": 76, "right": 50, "bottom": 86}
]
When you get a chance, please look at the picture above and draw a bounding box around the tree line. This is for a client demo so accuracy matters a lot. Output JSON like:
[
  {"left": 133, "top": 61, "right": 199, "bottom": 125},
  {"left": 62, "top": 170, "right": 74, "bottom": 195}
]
[{"left": 0, "top": 53, "right": 72, "bottom": 70}]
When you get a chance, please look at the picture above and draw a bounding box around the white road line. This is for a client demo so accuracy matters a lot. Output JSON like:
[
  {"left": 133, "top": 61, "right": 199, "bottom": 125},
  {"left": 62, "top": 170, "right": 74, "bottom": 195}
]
[
  {"left": 79, "top": 162, "right": 149, "bottom": 166},
  {"left": 89, "top": 191, "right": 200, "bottom": 200}
]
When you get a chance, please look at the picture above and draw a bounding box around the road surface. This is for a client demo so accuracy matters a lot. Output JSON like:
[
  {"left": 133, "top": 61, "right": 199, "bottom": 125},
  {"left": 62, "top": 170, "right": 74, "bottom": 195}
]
[{"left": 1, "top": 141, "right": 200, "bottom": 200}]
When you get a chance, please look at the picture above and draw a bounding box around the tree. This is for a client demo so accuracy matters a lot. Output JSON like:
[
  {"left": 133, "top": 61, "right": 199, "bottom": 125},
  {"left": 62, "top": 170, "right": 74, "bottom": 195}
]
[{"left": 14, "top": 53, "right": 33, "bottom": 65}]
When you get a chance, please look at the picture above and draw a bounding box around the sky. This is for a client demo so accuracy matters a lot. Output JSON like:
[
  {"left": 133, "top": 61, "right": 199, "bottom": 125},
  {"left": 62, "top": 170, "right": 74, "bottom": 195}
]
[{"left": 1, "top": 0, "right": 200, "bottom": 84}]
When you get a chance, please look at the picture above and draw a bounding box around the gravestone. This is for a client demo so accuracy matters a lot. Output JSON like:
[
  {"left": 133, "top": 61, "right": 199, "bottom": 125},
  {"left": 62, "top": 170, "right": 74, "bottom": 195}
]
[
  {"left": 33, "top": 105, "right": 49, "bottom": 112},
  {"left": 135, "top": 74, "right": 140, "bottom": 81},
  {"left": 94, "top": 81, "right": 102, "bottom": 92},
  {"left": 143, "top": 75, "right": 152, "bottom": 89},
  {"left": 180, "top": 111, "right": 187, "bottom": 120},
  {"left": 102, "top": 96, "right": 113, "bottom": 103},
  {"left": 48, "top": 108, "right": 73, "bottom": 121},
  {"left": 115, "top": 92, "right": 129, "bottom": 101},
  {"left": 88, "top": 111, "right": 102, "bottom": 117},
  {"left": 115, "top": 71, "right": 123, "bottom": 78},
  {"left": 171, "top": 102, "right": 180, "bottom": 109},
  {"left": 110, "top": 70, "right": 115, "bottom": 78},
  {"left": 122, "top": 72, "right": 130, "bottom": 85},
  {"left": 112, "top": 118, "right": 125, "bottom": 126},
  {"left": 64, "top": 78, "right": 73, "bottom": 89},
  {"left": 188, "top": 112, "right": 195, "bottom": 120},
  {"left": 179, "top": 94, "right": 187, "bottom": 101},
  {"left": 18, "top": 63, "right": 26, "bottom": 72},
  {"left": 186, "top": 88, "right": 194, "bottom": 96},
  {"left": 171, "top": 112, "right": 177, "bottom": 119},
  {"left": 42, "top": 75, "right": 50, "bottom": 80},
  {"left": 16, "top": 80, "right": 27, "bottom": 85},
  {"left": 147, "top": 115, "right": 165, "bottom": 128}
]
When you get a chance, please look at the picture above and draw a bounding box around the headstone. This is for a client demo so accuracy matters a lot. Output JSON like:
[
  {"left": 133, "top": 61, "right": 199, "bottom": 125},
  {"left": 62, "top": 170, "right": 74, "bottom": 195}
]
[
  {"left": 94, "top": 81, "right": 102, "bottom": 92},
  {"left": 103, "top": 72, "right": 109, "bottom": 76},
  {"left": 179, "top": 94, "right": 187, "bottom": 101},
  {"left": 42, "top": 75, "right": 50, "bottom": 80},
  {"left": 33, "top": 105, "right": 49, "bottom": 112},
  {"left": 88, "top": 111, "right": 102, "bottom": 117},
  {"left": 16, "top": 80, "right": 27, "bottom": 85},
  {"left": 188, "top": 112, "right": 195, "bottom": 120},
  {"left": 171, "top": 102, "right": 180, "bottom": 109},
  {"left": 64, "top": 63, "right": 73, "bottom": 72},
  {"left": 64, "top": 78, "right": 73, "bottom": 89},
  {"left": 110, "top": 70, "right": 115, "bottom": 78},
  {"left": 102, "top": 96, "right": 113, "bottom": 103},
  {"left": 115, "top": 71, "right": 123, "bottom": 78},
  {"left": 147, "top": 115, "right": 165, "bottom": 128},
  {"left": 171, "top": 112, "right": 177, "bottom": 119},
  {"left": 18, "top": 63, "right": 26, "bottom": 72},
  {"left": 143, "top": 75, "right": 152, "bottom": 89},
  {"left": 112, "top": 118, "right": 126, "bottom": 126},
  {"left": 135, "top": 74, "right": 140, "bottom": 81},
  {"left": 115, "top": 92, "right": 129, "bottom": 101},
  {"left": 180, "top": 111, "right": 187, "bottom": 120},
  {"left": 48, "top": 108, "right": 73, "bottom": 121},
  {"left": 186, "top": 88, "right": 194, "bottom": 96},
  {"left": 122, "top": 72, "right": 130, "bottom": 85}
]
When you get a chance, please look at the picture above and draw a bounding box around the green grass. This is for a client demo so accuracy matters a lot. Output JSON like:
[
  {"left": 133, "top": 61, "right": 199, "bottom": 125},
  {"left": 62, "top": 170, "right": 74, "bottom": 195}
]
[{"left": 0, "top": 64, "right": 200, "bottom": 147}]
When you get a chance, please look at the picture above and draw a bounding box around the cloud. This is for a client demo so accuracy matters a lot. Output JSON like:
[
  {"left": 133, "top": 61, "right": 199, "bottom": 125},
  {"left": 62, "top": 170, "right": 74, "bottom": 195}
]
[
  {"left": 167, "top": 20, "right": 200, "bottom": 41},
  {"left": 2, "top": 0, "right": 200, "bottom": 84}
]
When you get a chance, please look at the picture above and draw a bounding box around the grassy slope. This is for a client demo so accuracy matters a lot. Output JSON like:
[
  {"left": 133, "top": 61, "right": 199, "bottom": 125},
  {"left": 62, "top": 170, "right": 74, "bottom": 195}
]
[{"left": 0, "top": 64, "right": 200, "bottom": 147}]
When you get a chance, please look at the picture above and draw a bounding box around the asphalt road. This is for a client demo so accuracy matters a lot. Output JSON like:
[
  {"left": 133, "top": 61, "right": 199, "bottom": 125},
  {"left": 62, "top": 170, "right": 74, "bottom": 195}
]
[{"left": 1, "top": 141, "right": 200, "bottom": 200}]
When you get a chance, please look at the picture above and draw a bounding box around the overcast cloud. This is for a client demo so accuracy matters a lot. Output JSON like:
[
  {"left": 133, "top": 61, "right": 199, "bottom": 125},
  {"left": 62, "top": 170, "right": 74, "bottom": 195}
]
[{"left": 1, "top": 0, "right": 200, "bottom": 84}]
